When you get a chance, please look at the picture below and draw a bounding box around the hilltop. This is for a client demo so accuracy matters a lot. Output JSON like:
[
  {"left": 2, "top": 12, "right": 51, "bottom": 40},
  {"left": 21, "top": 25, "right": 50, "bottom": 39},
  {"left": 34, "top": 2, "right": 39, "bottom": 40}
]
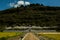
[{"left": 0, "top": 4, "right": 60, "bottom": 29}]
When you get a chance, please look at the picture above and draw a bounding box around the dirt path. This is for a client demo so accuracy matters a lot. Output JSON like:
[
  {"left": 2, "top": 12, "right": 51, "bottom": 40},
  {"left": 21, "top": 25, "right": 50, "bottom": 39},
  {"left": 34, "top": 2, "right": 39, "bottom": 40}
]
[
  {"left": 22, "top": 32, "right": 40, "bottom": 40},
  {"left": 8, "top": 32, "right": 55, "bottom": 40}
]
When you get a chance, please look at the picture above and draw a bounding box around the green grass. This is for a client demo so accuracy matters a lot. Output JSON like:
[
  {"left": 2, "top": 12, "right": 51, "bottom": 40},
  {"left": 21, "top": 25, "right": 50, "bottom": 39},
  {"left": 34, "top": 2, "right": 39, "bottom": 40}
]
[
  {"left": 38, "top": 33, "right": 60, "bottom": 40},
  {"left": 0, "top": 32, "right": 23, "bottom": 38}
]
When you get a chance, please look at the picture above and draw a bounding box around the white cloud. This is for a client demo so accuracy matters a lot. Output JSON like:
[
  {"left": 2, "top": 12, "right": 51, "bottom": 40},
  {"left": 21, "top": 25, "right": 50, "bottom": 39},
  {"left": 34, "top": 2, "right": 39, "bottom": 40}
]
[
  {"left": 14, "top": 4, "right": 18, "bottom": 8},
  {"left": 17, "top": 1, "right": 24, "bottom": 5},
  {"left": 9, "top": 1, "right": 30, "bottom": 8},
  {"left": 25, "top": 1, "right": 30, "bottom": 5},
  {"left": 9, "top": 3, "right": 15, "bottom": 7}
]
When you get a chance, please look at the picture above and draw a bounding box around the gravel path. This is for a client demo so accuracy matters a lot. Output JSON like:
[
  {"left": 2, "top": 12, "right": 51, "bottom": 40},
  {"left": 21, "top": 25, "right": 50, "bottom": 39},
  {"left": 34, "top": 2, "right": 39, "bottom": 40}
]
[{"left": 22, "top": 32, "right": 40, "bottom": 40}]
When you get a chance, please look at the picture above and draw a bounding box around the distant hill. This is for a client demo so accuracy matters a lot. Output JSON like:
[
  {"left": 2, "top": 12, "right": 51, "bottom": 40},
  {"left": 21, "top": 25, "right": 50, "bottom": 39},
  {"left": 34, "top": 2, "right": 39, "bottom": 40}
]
[{"left": 0, "top": 4, "right": 60, "bottom": 28}]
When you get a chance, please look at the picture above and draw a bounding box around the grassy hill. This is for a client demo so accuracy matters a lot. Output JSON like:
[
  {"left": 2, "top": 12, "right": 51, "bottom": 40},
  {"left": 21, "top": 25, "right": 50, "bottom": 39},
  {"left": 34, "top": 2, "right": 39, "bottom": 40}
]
[{"left": 0, "top": 4, "right": 60, "bottom": 30}]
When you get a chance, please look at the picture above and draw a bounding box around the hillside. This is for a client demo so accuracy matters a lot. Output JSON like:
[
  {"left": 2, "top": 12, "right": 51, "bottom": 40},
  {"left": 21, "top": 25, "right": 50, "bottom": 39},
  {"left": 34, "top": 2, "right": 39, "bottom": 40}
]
[{"left": 0, "top": 4, "right": 60, "bottom": 28}]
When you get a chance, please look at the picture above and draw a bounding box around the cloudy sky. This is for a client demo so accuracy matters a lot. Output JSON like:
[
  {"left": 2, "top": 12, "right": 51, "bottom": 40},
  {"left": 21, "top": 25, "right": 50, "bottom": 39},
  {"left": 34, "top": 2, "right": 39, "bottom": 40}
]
[
  {"left": 10, "top": 1, "right": 30, "bottom": 8},
  {"left": 0, "top": 0, "right": 60, "bottom": 10}
]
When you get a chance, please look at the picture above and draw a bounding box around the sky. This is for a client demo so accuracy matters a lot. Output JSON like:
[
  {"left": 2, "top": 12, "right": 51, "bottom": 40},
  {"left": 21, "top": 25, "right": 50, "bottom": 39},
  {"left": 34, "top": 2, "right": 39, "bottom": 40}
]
[{"left": 0, "top": 0, "right": 60, "bottom": 10}]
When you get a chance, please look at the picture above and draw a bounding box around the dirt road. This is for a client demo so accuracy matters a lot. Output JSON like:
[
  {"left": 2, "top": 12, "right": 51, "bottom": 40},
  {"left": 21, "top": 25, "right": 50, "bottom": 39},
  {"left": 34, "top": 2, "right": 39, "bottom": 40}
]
[{"left": 22, "top": 32, "right": 40, "bottom": 40}]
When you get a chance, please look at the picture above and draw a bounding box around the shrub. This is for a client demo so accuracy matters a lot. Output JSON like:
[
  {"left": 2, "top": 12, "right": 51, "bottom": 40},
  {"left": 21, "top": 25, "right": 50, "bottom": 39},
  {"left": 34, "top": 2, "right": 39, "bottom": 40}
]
[{"left": 0, "top": 37, "right": 7, "bottom": 40}]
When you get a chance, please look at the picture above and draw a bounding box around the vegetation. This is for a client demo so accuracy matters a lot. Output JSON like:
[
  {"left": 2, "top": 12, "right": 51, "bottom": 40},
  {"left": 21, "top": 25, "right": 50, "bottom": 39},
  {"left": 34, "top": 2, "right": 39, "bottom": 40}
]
[
  {"left": 0, "top": 37, "right": 7, "bottom": 40},
  {"left": 0, "top": 32, "right": 24, "bottom": 40},
  {"left": 0, "top": 4, "right": 60, "bottom": 31},
  {"left": 39, "top": 34, "right": 60, "bottom": 40},
  {"left": 0, "top": 32, "right": 22, "bottom": 38}
]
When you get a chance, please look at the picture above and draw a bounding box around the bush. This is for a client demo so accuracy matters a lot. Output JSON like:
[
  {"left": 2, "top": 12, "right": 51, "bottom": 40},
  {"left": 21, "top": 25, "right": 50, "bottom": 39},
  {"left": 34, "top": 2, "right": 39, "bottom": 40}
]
[{"left": 0, "top": 37, "right": 7, "bottom": 40}]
